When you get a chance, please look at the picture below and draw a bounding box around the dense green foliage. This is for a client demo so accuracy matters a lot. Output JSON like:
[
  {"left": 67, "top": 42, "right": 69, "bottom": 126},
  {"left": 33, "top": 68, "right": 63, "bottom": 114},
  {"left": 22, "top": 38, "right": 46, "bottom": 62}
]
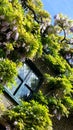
[
  {"left": 0, "top": 59, "right": 17, "bottom": 83},
  {"left": 0, "top": 0, "right": 46, "bottom": 89},
  {"left": 45, "top": 74, "right": 73, "bottom": 116},
  {"left": 0, "top": 0, "right": 73, "bottom": 129},
  {"left": 0, "top": 0, "right": 51, "bottom": 88},
  {"left": 3, "top": 100, "right": 52, "bottom": 130},
  {"left": 41, "top": 34, "right": 73, "bottom": 118}
]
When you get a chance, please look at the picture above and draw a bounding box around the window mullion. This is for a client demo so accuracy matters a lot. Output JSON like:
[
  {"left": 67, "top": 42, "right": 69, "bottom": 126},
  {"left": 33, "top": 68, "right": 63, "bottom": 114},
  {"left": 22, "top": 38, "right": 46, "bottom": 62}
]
[{"left": 13, "top": 70, "right": 32, "bottom": 95}]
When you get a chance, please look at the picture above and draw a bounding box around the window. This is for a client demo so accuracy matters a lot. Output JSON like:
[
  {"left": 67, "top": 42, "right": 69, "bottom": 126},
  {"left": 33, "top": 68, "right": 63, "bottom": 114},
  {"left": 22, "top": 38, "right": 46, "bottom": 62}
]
[{"left": 4, "top": 59, "right": 43, "bottom": 104}]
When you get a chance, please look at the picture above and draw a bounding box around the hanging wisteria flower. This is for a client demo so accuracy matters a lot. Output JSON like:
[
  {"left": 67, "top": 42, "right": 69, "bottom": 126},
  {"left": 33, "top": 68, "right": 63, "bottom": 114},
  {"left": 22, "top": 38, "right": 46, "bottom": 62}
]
[
  {"left": 2, "top": 21, "right": 9, "bottom": 27},
  {"left": 12, "top": 26, "right": 17, "bottom": 31},
  {"left": 0, "top": 42, "right": 2, "bottom": 45},
  {"left": 57, "top": 113, "right": 61, "bottom": 120},
  {"left": 14, "top": 32, "right": 19, "bottom": 41},
  {"left": 54, "top": 14, "right": 70, "bottom": 27},
  {"left": 1, "top": 26, "right": 8, "bottom": 32},
  {"left": 13, "top": 121, "right": 18, "bottom": 126},
  {"left": 25, "top": 45, "right": 30, "bottom": 52},
  {"left": 70, "top": 27, "right": 73, "bottom": 32},
  {"left": 69, "top": 38, "right": 73, "bottom": 44},
  {"left": 0, "top": 15, "right": 5, "bottom": 19},
  {"left": 54, "top": 14, "right": 60, "bottom": 20},
  {"left": 53, "top": 109, "right": 57, "bottom": 114},
  {"left": 12, "top": 20, "right": 16, "bottom": 24},
  {"left": 63, "top": 20, "right": 70, "bottom": 27},
  {"left": 6, "top": 31, "right": 12, "bottom": 40},
  {"left": 22, "top": 43, "right": 26, "bottom": 47}
]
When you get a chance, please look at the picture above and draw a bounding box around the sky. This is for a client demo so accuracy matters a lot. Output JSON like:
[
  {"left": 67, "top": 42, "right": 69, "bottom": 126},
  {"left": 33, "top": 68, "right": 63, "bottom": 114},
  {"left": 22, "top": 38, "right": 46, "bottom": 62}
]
[{"left": 42, "top": 0, "right": 73, "bottom": 20}]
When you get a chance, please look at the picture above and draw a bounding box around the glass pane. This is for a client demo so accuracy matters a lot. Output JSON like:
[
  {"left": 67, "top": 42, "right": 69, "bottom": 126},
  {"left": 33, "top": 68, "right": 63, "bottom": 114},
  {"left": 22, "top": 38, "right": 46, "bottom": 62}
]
[
  {"left": 26, "top": 72, "right": 39, "bottom": 90},
  {"left": 15, "top": 82, "right": 31, "bottom": 100},
  {"left": 18, "top": 63, "right": 30, "bottom": 80},
  {"left": 6, "top": 78, "right": 21, "bottom": 94}
]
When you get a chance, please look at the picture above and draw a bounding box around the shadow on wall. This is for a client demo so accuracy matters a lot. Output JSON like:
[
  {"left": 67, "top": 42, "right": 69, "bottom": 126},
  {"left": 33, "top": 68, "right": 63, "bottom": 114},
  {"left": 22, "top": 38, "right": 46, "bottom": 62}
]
[
  {"left": 0, "top": 124, "right": 6, "bottom": 130},
  {"left": 53, "top": 114, "right": 73, "bottom": 130},
  {"left": 0, "top": 117, "right": 11, "bottom": 130}
]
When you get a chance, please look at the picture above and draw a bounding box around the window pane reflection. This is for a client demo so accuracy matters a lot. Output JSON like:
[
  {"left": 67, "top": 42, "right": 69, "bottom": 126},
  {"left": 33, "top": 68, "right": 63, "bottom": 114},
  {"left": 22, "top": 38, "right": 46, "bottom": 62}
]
[
  {"left": 7, "top": 78, "right": 21, "bottom": 94},
  {"left": 26, "top": 72, "right": 39, "bottom": 90},
  {"left": 18, "top": 63, "right": 30, "bottom": 80},
  {"left": 15, "top": 82, "right": 31, "bottom": 100}
]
